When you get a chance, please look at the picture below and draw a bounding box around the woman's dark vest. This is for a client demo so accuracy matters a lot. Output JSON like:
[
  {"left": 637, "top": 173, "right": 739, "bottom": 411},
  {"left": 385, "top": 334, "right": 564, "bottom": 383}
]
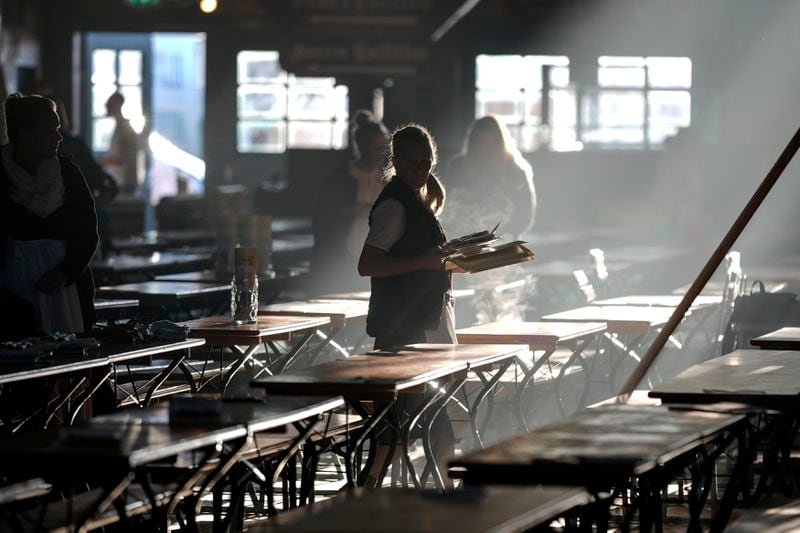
[{"left": 366, "top": 178, "right": 450, "bottom": 342}]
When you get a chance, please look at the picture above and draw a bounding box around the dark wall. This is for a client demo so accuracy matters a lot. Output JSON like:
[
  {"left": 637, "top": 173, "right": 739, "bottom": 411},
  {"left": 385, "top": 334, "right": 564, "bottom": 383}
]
[{"left": 30, "top": 0, "right": 800, "bottom": 243}]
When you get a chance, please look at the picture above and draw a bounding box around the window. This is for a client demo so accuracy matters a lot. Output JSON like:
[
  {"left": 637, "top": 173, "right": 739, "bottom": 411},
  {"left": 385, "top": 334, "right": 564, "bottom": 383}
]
[
  {"left": 475, "top": 54, "right": 576, "bottom": 152},
  {"left": 236, "top": 50, "right": 349, "bottom": 153},
  {"left": 582, "top": 56, "right": 692, "bottom": 148},
  {"left": 474, "top": 54, "right": 692, "bottom": 151},
  {"left": 90, "top": 48, "right": 146, "bottom": 152}
]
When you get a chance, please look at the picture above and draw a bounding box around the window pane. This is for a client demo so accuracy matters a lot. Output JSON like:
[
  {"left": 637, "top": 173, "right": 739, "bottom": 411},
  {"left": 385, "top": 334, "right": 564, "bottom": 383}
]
[
  {"left": 648, "top": 90, "right": 691, "bottom": 127},
  {"left": 649, "top": 126, "right": 681, "bottom": 146},
  {"left": 118, "top": 50, "right": 142, "bottom": 85},
  {"left": 523, "top": 90, "right": 542, "bottom": 125},
  {"left": 550, "top": 127, "right": 582, "bottom": 152},
  {"left": 237, "top": 120, "right": 286, "bottom": 153},
  {"left": 332, "top": 120, "right": 348, "bottom": 149},
  {"left": 237, "top": 50, "right": 286, "bottom": 84},
  {"left": 334, "top": 85, "right": 349, "bottom": 120},
  {"left": 92, "top": 49, "right": 117, "bottom": 85},
  {"left": 92, "top": 84, "right": 117, "bottom": 117},
  {"left": 476, "top": 55, "right": 527, "bottom": 90},
  {"left": 519, "top": 125, "right": 545, "bottom": 152},
  {"left": 288, "top": 121, "right": 333, "bottom": 149},
  {"left": 476, "top": 89, "right": 523, "bottom": 122},
  {"left": 599, "top": 55, "right": 646, "bottom": 67},
  {"left": 581, "top": 90, "right": 645, "bottom": 146},
  {"left": 598, "top": 66, "right": 645, "bottom": 87},
  {"left": 238, "top": 85, "right": 286, "bottom": 119},
  {"left": 288, "top": 85, "right": 335, "bottom": 120},
  {"left": 549, "top": 66, "right": 570, "bottom": 88},
  {"left": 590, "top": 90, "right": 646, "bottom": 127},
  {"left": 550, "top": 89, "right": 577, "bottom": 127},
  {"left": 647, "top": 57, "right": 692, "bottom": 88},
  {"left": 92, "top": 117, "right": 116, "bottom": 152},
  {"left": 288, "top": 75, "right": 335, "bottom": 87}
]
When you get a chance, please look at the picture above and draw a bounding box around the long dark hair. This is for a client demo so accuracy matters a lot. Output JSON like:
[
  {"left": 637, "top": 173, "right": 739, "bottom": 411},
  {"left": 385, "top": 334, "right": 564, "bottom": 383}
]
[
  {"left": 465, "top": 115, "right": 533, "bottom": 179},
  {"left": 385, "top": 123, "right": 446, "bottom": 216}
]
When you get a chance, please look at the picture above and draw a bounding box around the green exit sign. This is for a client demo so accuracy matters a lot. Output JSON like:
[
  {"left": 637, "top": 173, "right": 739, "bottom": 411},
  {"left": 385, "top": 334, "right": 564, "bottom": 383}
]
[{"left": 125, "top": 0, "right": 159, "bottom": 6}]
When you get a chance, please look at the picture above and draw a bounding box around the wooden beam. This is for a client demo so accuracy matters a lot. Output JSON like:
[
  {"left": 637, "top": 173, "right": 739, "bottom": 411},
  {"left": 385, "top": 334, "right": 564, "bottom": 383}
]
[{"left": 431, "top": 0, "right": 482, "bottom": 43}]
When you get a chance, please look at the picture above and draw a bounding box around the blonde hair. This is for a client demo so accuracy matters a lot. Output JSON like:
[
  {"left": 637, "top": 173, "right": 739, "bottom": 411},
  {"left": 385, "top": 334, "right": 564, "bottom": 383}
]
[{"left": 385, "top": 123, "right": 446, "bottom": 216}]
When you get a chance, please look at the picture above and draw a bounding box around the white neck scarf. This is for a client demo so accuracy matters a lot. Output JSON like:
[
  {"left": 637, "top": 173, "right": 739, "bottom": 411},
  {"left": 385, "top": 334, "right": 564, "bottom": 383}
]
[{"left": 2, "top": 144, "right": 64, "bottom": 218}]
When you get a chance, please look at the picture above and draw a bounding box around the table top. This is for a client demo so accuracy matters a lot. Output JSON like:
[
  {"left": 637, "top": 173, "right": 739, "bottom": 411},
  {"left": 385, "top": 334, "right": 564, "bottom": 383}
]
[
  {"left": 154, "top": 265, "right": 309, "bottom": 284},
  {"left": 0, "top": 395, "right": 343, "bottom": 474},
  {"left": 184, "top": 314, "right": 331, "bottom": 345},
  {"left": 457, "top": 321, "right": 606, "bottom": 351},
  {"left": 259, "top": 486, "right": 591, "bottom": 533},
  {"left": 102, "top": 338, "right": 206, "bottom": 365},
  {"left": 96, "top": 281, "right": 230, "bottom": 303},
  {"left": 316, "top": 288, "right": 475, "bottom": 301},
  {"left": 260, "top": 299, "right": 369, "bottom": 328},
  {"left": 94, "top": 298, "right": 140, "bottom": 311},
  {"left": 111, "top": 229, "right": 217, "bottom": 253},
  {"left": 593, "top": 294, "right": 722, "bottom": 309},
  {"left": 450, "top": 404, "right": 746, "bottom": 487},
  {"left": 650, "top": 350, "right": 800, "bottom": 409},
  {"left": 92, "top": 252, "right": 213, "bottom": 273},
  {"left": 542, "top": 305, "right": 676, "bottom": 334},
  {"left": 751, "top": 327, "right": 800, "bottom": 350},
  {"left": 94, "top": 394, "right": 344, "bottom": 435},
  {"left": 252, "top": 343, "right": 530, "bottom": 400},
  {"left": 0, "top": 339, "right": 206, "bottom": 384}
]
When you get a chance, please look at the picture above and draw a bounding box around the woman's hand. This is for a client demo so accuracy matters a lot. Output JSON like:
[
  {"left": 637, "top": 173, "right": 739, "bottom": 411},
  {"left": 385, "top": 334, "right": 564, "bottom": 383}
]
[
  {"left": 417, "top": 247, "right": 453, "bottom": 270},
  {"left": 35, "top": 270, "right": 69, "bottom": 292}
]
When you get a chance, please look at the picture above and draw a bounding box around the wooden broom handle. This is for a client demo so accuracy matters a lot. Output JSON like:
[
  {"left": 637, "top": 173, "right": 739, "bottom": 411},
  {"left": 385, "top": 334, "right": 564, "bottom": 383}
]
[{"left": 619, "top": 125, "right": 800, "bottom": 397}]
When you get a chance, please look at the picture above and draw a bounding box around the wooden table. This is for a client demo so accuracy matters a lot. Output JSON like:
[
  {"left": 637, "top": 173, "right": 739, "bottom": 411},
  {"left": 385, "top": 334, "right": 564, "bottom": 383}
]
[
  {"left": 257, "top": 486, "right": 591, "bottom": 533},
  {"left": 450, "top": 403, "right": 749, "bottom": 532},
  {"left": 94, "top": 298, "right": 140, "bottom": 323},
  {"left": 0, "top": 394, "right": 342, "bottom": 531},
  {"left": 593, "top": 294, "right": 722, "bottom": 309},
  {"left": 751, "top": 327, "right": 800, "bottom": 350},
  {"left": 649, "top": 349, "right": 800, "bottom": 410},
  {"left": 0, "top": 338, "right": 205, "bottom": 430},
  {"left": 111, "top": 229, "right": 217, "bottom": 254},
  {"left": 91, "top": 252, "right": 215, "bottom": 286},
  {"left": 542, "top": 305, "right": 677, "bottom": 396},
  {"left": 260, "top": 299, "right": 371, "bottom": 362},
  {"left": 650, "top": 349, "right": 800, "bottom": 527},
  {"left": 252, "top": 343, "right": 530, "bottom": 490},
  {"left": 457, "top": 321, "right": 607, "bottom": 424},
  {"left": 183, "top": 314, "right": 331, "bottom": 391},
  {"left": 96, "top": 281, "right": 230, "bottom": 319}
]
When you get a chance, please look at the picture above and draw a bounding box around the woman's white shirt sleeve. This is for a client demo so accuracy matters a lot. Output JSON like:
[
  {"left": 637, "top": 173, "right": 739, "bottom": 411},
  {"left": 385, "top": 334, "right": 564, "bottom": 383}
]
[{"left": 364, "top": 199, "right": 406, "bottom": 252}]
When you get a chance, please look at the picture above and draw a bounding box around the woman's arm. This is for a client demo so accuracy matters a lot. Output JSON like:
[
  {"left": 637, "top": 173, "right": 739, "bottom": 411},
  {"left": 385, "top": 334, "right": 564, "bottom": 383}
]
[{"left": 358, "top": 244, "right": 449, "bottom": 277}]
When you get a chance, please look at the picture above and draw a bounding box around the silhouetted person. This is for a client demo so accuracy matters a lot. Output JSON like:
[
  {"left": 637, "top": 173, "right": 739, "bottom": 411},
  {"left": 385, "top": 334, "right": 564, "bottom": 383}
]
[
  {"left": 51, "top": 96, "right": 118, "bottom": 256},
  {"left": 310, "top": 110, "right": 388, "bottom": 296},
  {"left": 443, "top": 116, "right": 536, "bottom": 239},
  {"left": 0, "top": 93, "right": 98, "bottom": 336},
  {"left": 101, "top": 92, "right": 143, "bottom": 195},
  {"left": 357, "top": 123, "right": 456, "bottom": 489}
]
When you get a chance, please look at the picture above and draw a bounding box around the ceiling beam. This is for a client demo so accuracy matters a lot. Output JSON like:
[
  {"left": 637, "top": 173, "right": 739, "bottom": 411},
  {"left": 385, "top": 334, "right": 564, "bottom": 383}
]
[{"left": 430, "top": 0, "right": 482, "bottom": 43}]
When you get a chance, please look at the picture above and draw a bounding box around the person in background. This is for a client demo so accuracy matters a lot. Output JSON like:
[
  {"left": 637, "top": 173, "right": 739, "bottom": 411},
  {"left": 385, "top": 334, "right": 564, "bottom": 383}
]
[
  {"left": 51, "top": 96, "right": 118, "bottom": 256},
  {"left": 442, "top": 115, "right": 536, "bottom": 240},
  {"left": 0, "top": 93, "right": 98, "bottom": 336},
  {"left": 358, "top": 124, "right": 456, "bottom": 488},
  {"left": 310, "top": 109, "right": 389, "bottom": 296},
  {"left": 100, "top": 92, "right": 143, "bottom": 195}
]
